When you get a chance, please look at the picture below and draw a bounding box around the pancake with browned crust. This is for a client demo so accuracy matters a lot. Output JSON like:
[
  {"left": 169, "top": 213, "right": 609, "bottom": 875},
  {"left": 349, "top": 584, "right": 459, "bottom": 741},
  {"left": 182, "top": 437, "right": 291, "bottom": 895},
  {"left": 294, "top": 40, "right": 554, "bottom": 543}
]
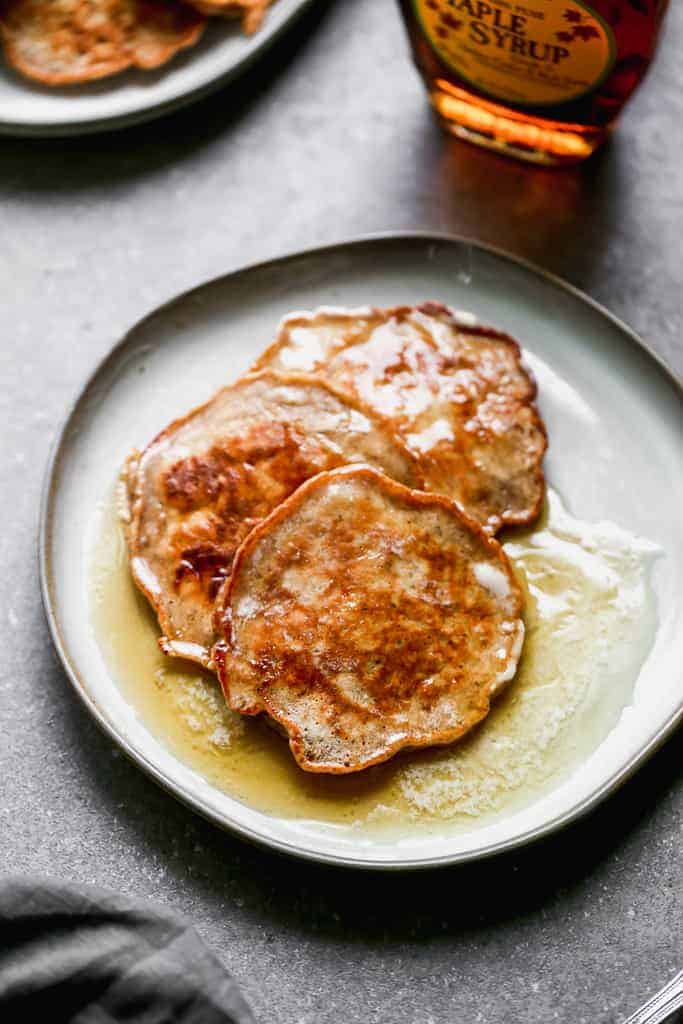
[
  {"left": 214, "top": 465, "right": 525, "bottom": 774},
  {"left": 124, "top": 372, "right": 421, "bottom": 669},
  {"left": 253, "top": 302, "right": 547, "bottom": 534},
  {"left": 0, "top": 0, "right": 205, "bottom": 85},
  {"left": 186, "top": 0, "right": 272, "bottom": 34}
]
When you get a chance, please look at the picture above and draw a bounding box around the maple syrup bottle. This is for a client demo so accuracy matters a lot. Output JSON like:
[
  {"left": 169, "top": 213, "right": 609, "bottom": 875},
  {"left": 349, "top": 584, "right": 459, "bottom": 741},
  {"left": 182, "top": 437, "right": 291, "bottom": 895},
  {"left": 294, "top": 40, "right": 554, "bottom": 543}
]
[{"left": 397, "top": 0, "right": 670, "bottom": 164}]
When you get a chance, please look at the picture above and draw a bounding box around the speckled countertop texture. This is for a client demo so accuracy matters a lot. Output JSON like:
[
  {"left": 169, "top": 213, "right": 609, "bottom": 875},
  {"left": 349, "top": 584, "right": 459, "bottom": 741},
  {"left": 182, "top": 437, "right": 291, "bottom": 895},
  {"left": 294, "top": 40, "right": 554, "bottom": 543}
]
[{"left": 0, "top": 1, "right": 680, "bottom": 1022}]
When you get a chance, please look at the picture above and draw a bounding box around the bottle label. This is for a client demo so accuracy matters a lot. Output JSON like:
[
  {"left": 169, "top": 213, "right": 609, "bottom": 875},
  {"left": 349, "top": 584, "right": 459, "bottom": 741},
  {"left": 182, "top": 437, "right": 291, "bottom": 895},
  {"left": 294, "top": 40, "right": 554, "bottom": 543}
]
[{"left": 413, "top": 0, "right": 616, "bottom": 107}]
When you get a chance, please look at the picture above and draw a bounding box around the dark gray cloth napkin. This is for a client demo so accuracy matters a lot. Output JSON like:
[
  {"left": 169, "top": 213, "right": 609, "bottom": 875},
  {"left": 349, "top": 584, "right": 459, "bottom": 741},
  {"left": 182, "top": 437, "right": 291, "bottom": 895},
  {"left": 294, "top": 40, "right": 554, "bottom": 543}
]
[{"left": 0, "top": 877, "right": 255, "bottom": 1023}]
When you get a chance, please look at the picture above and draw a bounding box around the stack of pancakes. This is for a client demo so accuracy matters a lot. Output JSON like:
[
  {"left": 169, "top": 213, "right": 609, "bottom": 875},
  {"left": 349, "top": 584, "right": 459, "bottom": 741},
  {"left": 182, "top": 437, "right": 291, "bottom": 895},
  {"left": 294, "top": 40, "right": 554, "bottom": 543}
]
[
  {"left": 0, "top": 0, "right": 276, "bottom": 85},
  {"left": 123, "top": 302, "right": 547, "bottom": 773}
]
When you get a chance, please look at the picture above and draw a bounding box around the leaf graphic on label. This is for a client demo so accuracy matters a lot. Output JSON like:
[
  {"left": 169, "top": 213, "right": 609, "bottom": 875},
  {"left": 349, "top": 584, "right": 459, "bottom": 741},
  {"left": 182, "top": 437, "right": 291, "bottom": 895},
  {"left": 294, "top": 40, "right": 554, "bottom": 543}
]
[
  {"left": 441, "top": 12, "right": 462, "bottom": 29},
  {"left": 563, "top": 9, "right": 582, "bottom": 22},
  {"left": 574, "top": 24, "right": 600, "bottom": 40},
  {"left": 556, "top": 30, "right": 575, "bottom": 41}
]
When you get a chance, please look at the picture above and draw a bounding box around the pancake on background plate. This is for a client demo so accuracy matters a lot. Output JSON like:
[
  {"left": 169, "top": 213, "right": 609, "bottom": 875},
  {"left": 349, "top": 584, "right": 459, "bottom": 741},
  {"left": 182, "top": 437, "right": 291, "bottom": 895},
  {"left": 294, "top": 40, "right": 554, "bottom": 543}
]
[
  {"left": 186, "top": 0, "right": 273, "bottom": 34},
  {"left": 0, "top": 0, "right": 206, "bottom": 85}
]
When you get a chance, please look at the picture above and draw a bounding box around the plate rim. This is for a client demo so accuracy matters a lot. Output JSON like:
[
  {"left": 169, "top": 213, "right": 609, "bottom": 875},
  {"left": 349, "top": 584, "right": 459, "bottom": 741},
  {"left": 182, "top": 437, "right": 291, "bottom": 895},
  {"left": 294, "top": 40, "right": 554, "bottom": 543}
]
[
  {"left": 39, "top": 230, "right": 683, "bottom": 870},
  {"left": 0, "top": 0, "right": 318, "bottom": 138}
]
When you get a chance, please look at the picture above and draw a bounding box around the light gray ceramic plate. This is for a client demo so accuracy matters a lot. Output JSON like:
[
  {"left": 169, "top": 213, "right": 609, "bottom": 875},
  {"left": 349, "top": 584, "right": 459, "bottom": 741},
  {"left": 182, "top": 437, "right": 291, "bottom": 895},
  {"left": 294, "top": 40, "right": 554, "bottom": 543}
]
[
  {"left": 0, "top": 0, "right": 315, "bottom": 137},
  {"left": 41, "top": 234, "right": 683, "bottom": 869}
]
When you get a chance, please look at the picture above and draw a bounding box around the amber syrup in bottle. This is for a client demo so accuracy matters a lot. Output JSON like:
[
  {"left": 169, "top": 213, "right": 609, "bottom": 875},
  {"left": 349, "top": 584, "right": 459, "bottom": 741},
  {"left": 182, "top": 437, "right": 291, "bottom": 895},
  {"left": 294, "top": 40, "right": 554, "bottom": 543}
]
[{"left": 398, "top": 0, "right": 670, "bottom": 164}]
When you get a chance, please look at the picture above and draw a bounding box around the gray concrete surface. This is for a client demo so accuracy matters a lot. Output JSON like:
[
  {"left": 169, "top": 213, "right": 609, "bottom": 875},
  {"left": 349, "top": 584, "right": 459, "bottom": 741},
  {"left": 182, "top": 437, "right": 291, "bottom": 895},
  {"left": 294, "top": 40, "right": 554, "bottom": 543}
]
[{"left": 0, "top": 1, "right": 680, "bottom": 1022}]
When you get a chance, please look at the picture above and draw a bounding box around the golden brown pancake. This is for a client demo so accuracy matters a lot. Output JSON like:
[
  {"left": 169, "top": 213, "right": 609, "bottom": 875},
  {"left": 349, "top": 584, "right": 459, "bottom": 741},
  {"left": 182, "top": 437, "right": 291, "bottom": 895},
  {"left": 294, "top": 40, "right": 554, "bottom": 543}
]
[
  {"left": 214, "top": 465, "right": 525, "bottom": 774},
  {"left": 186, "top": 0, "right": 272, "bottom": 34},
  {"left": 124, "top": 372, "right": 421, "bottom": 669},
  {"left": 253, "top": 302, "right": 547, "bottom": 533},
  {"left": 0, "top": 0, "right": 205, "bottom": 85}
]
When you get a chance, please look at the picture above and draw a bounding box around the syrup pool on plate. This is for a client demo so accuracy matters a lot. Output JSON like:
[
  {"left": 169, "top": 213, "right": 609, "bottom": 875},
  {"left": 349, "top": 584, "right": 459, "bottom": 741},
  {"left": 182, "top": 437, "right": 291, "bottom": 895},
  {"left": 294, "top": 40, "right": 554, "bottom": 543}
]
[{"left": 90, "top": 488, "right": 659, "bottom": 835}]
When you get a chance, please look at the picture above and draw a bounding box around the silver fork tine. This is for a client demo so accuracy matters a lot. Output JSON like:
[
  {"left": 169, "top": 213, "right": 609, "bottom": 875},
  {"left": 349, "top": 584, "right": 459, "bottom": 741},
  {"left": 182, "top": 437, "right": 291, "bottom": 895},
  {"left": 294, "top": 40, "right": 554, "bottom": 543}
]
[{"left": 622, "top": 970, "right": 683, "bottom": 1024}]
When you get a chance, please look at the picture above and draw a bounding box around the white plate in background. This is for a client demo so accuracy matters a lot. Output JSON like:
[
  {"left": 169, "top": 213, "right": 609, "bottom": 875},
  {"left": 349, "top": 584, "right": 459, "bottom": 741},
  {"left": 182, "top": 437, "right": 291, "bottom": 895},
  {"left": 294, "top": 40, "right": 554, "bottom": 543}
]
[{"left": 0, "top": 0, "right": 316, "bottom": 136}]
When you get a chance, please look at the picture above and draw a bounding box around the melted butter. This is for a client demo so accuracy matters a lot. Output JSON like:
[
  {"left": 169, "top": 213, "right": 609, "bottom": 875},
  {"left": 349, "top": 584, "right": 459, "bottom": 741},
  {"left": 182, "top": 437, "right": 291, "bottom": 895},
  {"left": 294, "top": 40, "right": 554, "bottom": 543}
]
[{"left": 90, "top": 488, "right": 658, "bottom": 834}]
